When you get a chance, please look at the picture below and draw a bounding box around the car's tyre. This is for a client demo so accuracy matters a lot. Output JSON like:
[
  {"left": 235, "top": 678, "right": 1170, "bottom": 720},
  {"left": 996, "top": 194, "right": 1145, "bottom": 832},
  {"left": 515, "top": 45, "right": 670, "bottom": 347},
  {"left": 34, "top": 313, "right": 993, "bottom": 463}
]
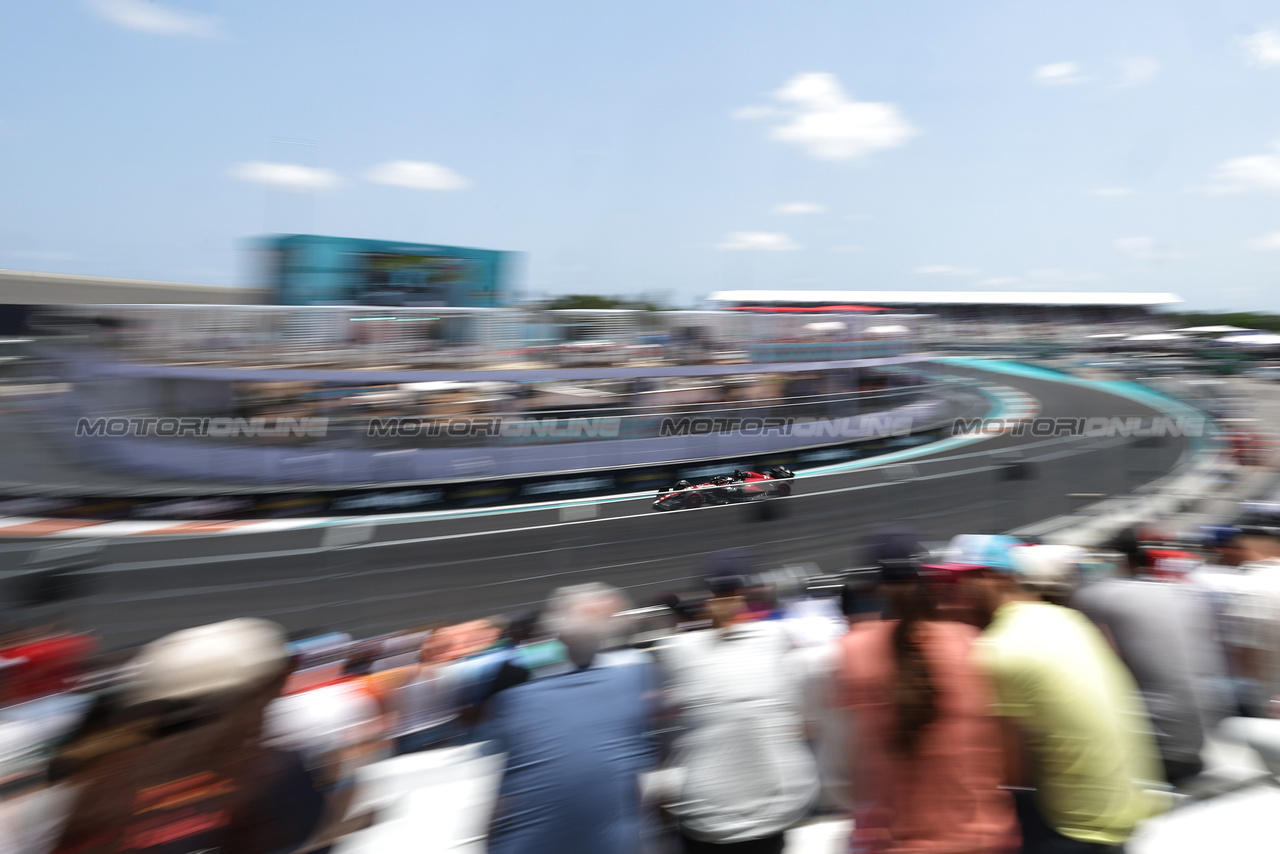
[
  {"left": 683, "top": 492, "right": 705, "bottom": 509},
  {"left": 775, "top": 482, "right": 792, "bottom": 497}
]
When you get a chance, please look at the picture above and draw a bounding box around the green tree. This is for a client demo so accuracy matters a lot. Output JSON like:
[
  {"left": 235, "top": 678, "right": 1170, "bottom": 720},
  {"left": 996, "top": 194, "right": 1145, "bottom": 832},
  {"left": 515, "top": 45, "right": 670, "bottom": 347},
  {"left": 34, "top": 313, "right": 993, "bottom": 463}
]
[
  {"left": 544, "top": 294, "right": 672, "bottom": 311},
  {"left": 1158, "top": 311, "right": 1280, "bottom": 333},
  {"left": 545, "top": 294, "right": 626, "bottom": 310}
]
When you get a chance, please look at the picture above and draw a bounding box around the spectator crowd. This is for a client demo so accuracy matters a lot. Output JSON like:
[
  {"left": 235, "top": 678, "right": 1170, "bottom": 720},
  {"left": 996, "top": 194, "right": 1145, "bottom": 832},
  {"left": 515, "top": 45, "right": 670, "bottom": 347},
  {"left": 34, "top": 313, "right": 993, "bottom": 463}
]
[{"left": 6, "top": 508, "right": 1280, "bottom": 854}]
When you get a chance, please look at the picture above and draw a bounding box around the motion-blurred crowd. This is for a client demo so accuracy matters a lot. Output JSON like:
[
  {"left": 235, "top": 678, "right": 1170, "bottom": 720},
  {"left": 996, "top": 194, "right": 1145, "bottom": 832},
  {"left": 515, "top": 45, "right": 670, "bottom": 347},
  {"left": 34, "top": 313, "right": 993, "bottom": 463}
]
[{"left": 6, "top": 509, "right": 1280, "bottom": 854}]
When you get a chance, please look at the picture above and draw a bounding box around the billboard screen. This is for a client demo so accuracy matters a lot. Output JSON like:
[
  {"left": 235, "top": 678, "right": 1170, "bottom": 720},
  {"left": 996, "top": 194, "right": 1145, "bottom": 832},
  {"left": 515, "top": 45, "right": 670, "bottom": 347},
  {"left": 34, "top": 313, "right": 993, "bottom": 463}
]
[
  {"left": 259, "top": 234, "right": 510, "bottom": 308},
  {"left": 357, "top": 250, "right": 475, "bottom": 306}
]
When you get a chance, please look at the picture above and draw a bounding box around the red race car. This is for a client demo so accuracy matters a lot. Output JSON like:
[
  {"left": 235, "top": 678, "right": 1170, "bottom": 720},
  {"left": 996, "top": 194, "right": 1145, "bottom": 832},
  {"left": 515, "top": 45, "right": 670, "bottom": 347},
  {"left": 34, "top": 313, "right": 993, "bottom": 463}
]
[{"left": 652, "top": 467, "right": 795, "bottom": 511}]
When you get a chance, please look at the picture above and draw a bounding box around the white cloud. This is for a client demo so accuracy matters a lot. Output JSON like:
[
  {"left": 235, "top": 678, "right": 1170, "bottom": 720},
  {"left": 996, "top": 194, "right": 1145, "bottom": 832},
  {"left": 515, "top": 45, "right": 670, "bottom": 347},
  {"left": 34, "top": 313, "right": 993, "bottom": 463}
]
[
  {"left": 732, "top": 106, "right": 778, "bottom": 120},
  {"left": 1089, "top": 187, "right": 1135, "bottom": 197},
  {"left": 1025, "top": 267, "right": 1109, "bottom": 284},
  {"left": 5, "top": 250, "right": 75, "bottom": 262},
  {"left": 1248, "top": 230, "right": 1280, "bottom": 251},
  {"left": 1196, "top": 141, "right": 1280, "bottom": 193},
  {"left": 1244, "top": 28, "right": 1280, "bottom": 68},
  {"left": 1034, "top": 58, "right": 1157, "bottom": 89},
  {"left": 1116, "top": 57, "right": 1161, "bottom": 87},
  {"left": 740, "top": 72, "right": 916, "bottom": 160},
  {"left": 716, "top": 232, "right": 801, "bottom": 251},
  {"left": 228, "top": 161, "right": 343, "bottom": 192},
  {"left": 1114, "top": 236, "right": 1190, "bottom": 262},
  {"left": 1115, "top": 237, "right": 1160, "bottom": 260},
  {"left": 773, "top": 202, "right": 826, "bottom": 215},
  {"left": 176, "top": 267, "right": 232, "bottom": 281},
  {"left": 913, "top": 264, "right": 980, "bottom": 276},
  {"left": 85, "top": 0, "right": 221, "bottom": 37},
  {"left": 979, "top": 269, "right": 1109, "bottom": 288},
  {"left": 365, "top": 160, "right": 470, "bottom": 191},
  {"left": 1033, "top": 62, "right": 1089, "bottom": 86}
]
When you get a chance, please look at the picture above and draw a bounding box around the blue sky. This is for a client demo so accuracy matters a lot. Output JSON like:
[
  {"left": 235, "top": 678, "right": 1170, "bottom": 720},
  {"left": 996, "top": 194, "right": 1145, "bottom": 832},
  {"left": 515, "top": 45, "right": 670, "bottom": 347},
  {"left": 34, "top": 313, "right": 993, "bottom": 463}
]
[{"left": 2, "top": 1, "right": 1280, "bottom": 309}]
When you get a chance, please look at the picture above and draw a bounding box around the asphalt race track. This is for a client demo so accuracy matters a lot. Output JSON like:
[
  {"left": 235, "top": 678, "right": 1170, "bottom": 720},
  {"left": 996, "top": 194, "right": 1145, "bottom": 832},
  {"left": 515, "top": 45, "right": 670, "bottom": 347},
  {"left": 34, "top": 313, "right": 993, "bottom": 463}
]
[{"left": 0, "top": 362, "right": 1199, "bottom": 648}]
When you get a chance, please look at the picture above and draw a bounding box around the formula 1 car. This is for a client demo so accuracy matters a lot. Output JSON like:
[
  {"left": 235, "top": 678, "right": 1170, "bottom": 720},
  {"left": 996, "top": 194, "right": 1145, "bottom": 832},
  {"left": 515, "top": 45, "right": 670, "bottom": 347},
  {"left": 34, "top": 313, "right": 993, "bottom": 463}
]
[{"left": 652, "top": 467, "right": 795, "bottom": 511}]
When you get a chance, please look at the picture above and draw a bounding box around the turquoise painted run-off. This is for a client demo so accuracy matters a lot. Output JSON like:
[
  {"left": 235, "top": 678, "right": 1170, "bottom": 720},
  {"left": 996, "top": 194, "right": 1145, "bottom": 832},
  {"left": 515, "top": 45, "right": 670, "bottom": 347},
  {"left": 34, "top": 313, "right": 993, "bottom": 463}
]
[{"left": 939, "top": 357, "right": 1212, "bottom": 456}]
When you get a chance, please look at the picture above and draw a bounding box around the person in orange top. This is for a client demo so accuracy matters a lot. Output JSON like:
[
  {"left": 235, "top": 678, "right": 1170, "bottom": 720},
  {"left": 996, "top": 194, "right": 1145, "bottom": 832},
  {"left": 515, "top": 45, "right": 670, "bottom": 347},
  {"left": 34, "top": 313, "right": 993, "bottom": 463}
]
[{"left": 837, "top": 527, "right": 1018, "bottom": 854}]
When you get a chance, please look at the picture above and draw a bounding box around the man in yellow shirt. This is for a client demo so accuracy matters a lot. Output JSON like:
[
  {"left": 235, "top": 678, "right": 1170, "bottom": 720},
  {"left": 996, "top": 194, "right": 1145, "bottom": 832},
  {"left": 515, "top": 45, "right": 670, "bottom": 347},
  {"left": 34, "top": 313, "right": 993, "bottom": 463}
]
[{"left": 965, "top": 543, "right": 1168, "bottom": 853}]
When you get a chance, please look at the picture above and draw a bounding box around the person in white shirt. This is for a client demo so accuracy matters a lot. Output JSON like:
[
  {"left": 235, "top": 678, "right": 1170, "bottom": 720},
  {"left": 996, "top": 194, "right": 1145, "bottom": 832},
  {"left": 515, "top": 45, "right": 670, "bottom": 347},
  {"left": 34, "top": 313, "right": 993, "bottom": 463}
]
[{"left": 655, "top": 570, "right": 819, "bottom": 853}]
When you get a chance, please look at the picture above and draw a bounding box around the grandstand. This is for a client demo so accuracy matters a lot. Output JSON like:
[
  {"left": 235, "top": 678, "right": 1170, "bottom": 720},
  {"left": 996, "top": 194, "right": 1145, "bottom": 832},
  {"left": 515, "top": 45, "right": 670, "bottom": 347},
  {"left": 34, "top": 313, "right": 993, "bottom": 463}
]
[
  {"left": 0, "top": 269, "right": 265, "bottom": 335},
  {"left": 706, "top": 290, "right": 1182, "bottom": 322},
  {"left": 0, "top": 269, "right": 265, "bottom": 306},
  {"left": 707, "top": 290, "right": 1184, "bottom": 349}
]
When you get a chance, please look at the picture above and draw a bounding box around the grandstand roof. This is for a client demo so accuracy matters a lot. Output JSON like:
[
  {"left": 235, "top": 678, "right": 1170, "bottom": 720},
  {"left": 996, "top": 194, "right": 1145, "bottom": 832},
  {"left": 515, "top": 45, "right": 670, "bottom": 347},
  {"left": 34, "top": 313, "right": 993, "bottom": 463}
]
[{"left": 707, "top": 290, "right": 1182, "bottom": 308}]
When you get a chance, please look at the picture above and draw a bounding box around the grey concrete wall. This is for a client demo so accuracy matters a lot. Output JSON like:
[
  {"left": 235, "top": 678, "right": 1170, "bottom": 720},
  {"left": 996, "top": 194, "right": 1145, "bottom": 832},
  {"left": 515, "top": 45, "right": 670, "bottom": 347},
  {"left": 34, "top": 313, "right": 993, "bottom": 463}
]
[
  {"left": 50, "top": 397, "right": 949, "bottom": 485},
  {"left": 0, "top": 270, "right": 267, "bottom": 305}
]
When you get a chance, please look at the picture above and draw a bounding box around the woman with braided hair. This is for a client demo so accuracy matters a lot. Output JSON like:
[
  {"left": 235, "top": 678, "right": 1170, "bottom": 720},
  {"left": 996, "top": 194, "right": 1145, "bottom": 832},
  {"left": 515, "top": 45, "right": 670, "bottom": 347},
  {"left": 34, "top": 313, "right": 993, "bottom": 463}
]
[{"left": 837, "top": 528, "right": 1018, "bottom": 854}]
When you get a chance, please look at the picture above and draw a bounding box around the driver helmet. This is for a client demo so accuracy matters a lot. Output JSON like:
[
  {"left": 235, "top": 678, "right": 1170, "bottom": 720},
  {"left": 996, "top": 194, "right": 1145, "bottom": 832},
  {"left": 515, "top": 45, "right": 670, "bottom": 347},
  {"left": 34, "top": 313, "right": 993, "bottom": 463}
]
[{"left": 675, "top": 480, "right": 691, "bottom": 490}]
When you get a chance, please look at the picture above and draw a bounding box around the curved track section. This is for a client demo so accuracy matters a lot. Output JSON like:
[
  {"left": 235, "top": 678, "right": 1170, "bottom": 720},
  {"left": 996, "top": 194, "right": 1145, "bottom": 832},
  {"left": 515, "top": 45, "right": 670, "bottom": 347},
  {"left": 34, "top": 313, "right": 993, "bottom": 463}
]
[{"left": 2, "top": 362, "right": 1197, "bottom": 647}]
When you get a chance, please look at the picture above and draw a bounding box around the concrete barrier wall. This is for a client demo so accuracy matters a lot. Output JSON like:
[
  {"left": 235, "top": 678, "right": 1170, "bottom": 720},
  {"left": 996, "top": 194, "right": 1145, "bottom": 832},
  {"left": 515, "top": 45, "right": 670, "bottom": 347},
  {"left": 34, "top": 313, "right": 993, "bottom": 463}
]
[{"left": 50, "top": 397, "right": 951, "bottom": 484}]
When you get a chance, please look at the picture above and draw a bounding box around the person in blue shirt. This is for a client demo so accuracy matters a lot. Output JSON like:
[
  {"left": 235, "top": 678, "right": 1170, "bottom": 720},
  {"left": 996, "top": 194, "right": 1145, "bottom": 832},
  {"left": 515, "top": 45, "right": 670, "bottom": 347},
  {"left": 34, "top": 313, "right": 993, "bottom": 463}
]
[{"left": 483, "top": 583, "right": 658, "bottom": 854}]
